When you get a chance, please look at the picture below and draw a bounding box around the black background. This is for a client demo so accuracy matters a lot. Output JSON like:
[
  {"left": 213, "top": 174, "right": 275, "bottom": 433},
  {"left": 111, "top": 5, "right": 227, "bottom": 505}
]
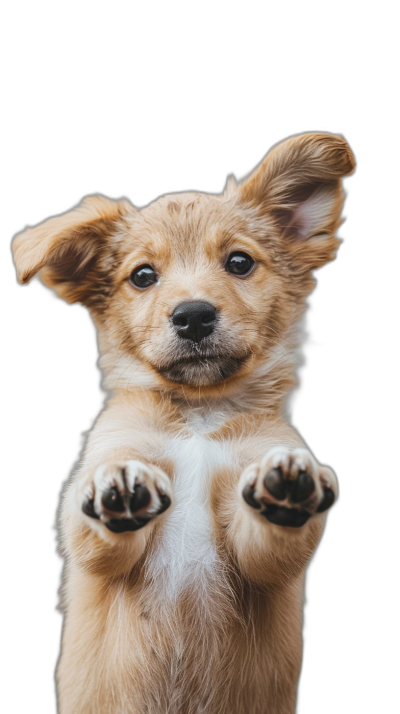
[{"left": 6, "top": 101, "right": 377, "bottom": 714}]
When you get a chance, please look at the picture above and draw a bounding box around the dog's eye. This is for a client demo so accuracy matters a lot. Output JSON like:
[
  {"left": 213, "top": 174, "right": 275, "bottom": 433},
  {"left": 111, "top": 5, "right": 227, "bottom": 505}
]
[
  {"left": 225, "top": 252, "right": 254, "bottom": 276},
  {"left": 130, "top": 265, "right": 157, "bottom": 289}
]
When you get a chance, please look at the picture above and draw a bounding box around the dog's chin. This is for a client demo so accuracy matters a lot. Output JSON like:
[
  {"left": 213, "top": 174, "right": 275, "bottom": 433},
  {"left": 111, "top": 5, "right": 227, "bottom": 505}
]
[{"left": 156, "top": 354, "right": 249, "bottom": 387}]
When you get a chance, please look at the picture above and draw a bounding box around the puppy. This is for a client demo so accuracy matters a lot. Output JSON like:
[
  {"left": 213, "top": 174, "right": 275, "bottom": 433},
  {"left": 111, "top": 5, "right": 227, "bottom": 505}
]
[{"left": 12, "top": 133, "right": 354, "bottom": 714}]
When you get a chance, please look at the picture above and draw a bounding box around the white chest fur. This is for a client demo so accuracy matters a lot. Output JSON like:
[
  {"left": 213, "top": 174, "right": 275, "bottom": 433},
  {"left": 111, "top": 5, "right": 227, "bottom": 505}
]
[{"left": 145, "top": 432, "right": 235, "bottom": 605}]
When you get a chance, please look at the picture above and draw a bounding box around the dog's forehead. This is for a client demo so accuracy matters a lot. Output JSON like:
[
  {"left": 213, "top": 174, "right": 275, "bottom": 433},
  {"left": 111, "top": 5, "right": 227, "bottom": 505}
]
[
  {"left": 154, "top": 191, "right": 213, "bottom": 209},
  {"left": 139, "top": 191, "right": 223, "bottom": 230},
  {"left": 123, "top": 191, "right": 246, "bottom": 259}
]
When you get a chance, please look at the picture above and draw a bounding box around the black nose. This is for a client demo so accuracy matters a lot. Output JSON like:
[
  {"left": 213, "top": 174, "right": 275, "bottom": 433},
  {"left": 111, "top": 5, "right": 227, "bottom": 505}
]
[{"left": 171, "top": 301, "right": 217, "bottom": 343}]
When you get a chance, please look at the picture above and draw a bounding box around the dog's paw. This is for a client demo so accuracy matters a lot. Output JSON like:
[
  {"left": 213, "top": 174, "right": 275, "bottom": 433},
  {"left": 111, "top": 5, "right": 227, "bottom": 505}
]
[
  {"left": 82, "top": 461, "right": 172, "bottom": 533},
  {"left": 240, "top": 447, "right": 337, "bottom": 528}
]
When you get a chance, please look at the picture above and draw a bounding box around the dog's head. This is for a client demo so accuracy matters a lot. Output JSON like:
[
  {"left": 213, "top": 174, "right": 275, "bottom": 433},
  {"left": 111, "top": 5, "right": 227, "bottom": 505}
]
[{"left": 13, "top": 133, "right": 354, "bottom": 395}]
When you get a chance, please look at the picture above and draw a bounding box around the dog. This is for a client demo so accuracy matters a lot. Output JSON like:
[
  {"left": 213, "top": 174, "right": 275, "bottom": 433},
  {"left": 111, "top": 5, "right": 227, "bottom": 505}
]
[{"left": 12, "top": 132, "right": 354, "bottom": 714}]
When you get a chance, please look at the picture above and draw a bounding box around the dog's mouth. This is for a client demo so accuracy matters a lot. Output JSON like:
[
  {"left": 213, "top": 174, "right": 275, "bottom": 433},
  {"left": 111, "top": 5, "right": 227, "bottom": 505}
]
[{"left": 155, "top": 352, "right": 250, "bottom": 386}]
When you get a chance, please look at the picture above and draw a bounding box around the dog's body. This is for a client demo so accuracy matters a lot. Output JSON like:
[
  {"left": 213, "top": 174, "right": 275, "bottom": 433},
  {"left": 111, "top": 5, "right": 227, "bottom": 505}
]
[{"left": 13, "top": 133, "right": 354, "bottom": 714}]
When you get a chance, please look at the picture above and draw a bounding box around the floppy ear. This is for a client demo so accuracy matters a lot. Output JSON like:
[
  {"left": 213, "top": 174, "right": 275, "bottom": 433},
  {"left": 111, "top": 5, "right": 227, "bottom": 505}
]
[
  {"left": 239, "top": 133, "right": 355, "bottom": 269},
  {"left": 12, "top": 195, "right": 132, "bottom": 310}
]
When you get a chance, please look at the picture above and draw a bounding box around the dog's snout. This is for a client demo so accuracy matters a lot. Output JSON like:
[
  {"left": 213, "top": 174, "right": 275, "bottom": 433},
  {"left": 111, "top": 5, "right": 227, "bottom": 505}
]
[{"left": 171, "top": 301, "right": 217, "bottom": 343}]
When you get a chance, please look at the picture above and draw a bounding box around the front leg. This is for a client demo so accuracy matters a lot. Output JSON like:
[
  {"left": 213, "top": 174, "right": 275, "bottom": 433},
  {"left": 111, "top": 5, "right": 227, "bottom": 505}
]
[
  {"left": 226, "top": 446, "right": 338, "bottom": 585},
  {"left": 62, "top": 459, "right": 172, "bottom": 577}
]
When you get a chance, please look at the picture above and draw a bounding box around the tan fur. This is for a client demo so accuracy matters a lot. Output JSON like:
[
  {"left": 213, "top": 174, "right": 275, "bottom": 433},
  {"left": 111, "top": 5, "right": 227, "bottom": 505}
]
[{"left": 12, "top": 133, "right": 355, "bottom": 713}]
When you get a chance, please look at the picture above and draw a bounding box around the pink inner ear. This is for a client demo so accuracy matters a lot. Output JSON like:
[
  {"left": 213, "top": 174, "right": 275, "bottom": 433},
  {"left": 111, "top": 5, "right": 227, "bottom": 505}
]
[{"left": 290, "top": 185, "right": 337, "bottom": 241}]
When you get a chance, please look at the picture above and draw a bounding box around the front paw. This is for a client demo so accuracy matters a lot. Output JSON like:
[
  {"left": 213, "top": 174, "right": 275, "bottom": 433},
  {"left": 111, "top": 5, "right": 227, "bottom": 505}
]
[
  {"left": 82, "top": 461, "right": 171, "bottom": 533},
  {"left": 240, "top": 447, "right": 337, "bottom": 528}
]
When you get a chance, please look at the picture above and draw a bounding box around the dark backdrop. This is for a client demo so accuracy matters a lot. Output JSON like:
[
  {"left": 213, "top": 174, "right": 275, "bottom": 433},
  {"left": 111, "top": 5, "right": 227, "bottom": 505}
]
[{"left": 2, "top": 108, "right": 373, "bottom": 714}]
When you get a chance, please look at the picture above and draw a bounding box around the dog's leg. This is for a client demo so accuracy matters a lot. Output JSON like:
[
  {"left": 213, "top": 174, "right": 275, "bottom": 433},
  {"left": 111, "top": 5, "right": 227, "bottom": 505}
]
[
  {"left": 221, "top": 440, "right": 337, "bottom": 585},
  {"left": 213, "top": 430, "right": 338, "bottom": 713},
  {"left": 61, "top": 457, "right": 172, "bottom": 577},
  {"left": 58, "top": 457, "right": 172, "bottom": 714}
]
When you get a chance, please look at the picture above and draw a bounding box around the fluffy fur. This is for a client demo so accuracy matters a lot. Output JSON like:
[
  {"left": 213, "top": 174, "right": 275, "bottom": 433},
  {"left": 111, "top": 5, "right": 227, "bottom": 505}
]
[{"left": 13, "top": 132, "right": 354, "bottom": 714}]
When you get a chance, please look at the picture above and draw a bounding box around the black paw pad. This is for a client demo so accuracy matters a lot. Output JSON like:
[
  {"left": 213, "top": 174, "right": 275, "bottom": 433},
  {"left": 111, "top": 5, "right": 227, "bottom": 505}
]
[
  {"left": 101, "top": 486, "right": 125, "bottom": 513},
  {"left": 82, "top": 498, "right": 99, "bottom": 520},
  {"left": 157, "top": 492, "right": 171, "bottom": 514},
  {"left": 263, "top": 505, "right": 311, "bottom": 528},
  {"left": 130, "top": 483, "right": 151, "bottom": 512},
  {"left": 291, "top": 471, "right": 315, "bottom": 503},
  {"left": 316, "top": 487, "right": 335, "bottom": 513},
  {"left": 263, "top": 467, "right": 287, "bottom": 501},
  {"left": 105, "top": 517, "right": 148, "bottom": 533},
  {"left": 242, "top": 482, "right": 261, "bottom": 510}
]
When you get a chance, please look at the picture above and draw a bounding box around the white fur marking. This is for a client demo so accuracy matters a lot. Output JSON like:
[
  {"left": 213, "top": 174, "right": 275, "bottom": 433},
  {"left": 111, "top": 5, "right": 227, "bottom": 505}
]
[
  {"left": 183, "top": 404, "right": 233, "bottom": 433},
  {"left": 146, "top": 433, "right": 234, "bottom": 604}
]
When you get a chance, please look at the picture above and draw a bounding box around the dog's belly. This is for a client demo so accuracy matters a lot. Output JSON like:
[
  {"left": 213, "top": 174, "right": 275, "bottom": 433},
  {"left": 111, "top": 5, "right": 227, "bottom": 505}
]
[{"left": 145, "top": 432, "right": 235, "bottom": 606}]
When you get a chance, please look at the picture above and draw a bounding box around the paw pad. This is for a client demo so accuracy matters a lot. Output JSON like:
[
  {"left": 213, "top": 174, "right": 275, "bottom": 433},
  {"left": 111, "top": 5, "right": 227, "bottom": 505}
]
[
  {"left": 241, "top": 448, "right": 337, "bottom": 528},
  {"left": 82, "top": 461, "right": 171, "bottom": 533}
]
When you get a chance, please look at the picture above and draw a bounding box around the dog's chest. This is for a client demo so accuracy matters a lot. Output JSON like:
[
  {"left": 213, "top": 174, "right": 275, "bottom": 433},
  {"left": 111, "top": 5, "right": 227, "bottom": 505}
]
[{"left": 145, "top": 428, "right": 235, "bottom": 604}]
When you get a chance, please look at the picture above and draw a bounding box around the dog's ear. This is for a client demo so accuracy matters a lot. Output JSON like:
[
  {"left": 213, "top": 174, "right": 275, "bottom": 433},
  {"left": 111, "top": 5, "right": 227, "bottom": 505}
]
[
  {"left": 12, "top": 195, "right": 132, "bottom": 310},
  {"left": 238, "top": 133, "right": 355, "bottom": 269}
]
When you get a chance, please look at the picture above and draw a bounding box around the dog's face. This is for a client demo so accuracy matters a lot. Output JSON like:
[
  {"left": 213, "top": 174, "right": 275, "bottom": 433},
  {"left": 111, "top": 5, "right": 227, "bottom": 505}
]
[
  {"left": 13, "top": 133, "right": 354, "bottom": 392},
  {"left": 104, "top": 192, "right": 288, "bottom": 387}
]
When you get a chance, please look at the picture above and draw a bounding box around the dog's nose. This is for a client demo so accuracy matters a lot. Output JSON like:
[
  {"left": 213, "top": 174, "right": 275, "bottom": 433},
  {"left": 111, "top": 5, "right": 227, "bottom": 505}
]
[{"left": 171, "top": 301, "right": 217, "bottom": 343}]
